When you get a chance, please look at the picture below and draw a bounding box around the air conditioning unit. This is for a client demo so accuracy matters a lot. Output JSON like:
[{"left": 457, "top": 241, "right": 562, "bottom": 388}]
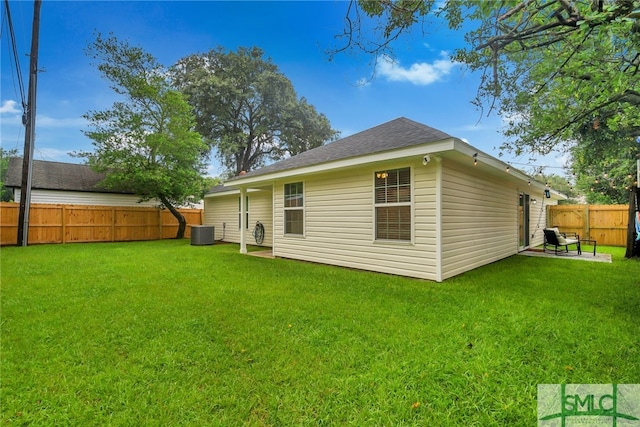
[{"left": 191, "top": 225, "right": 215, "bottom": 245}]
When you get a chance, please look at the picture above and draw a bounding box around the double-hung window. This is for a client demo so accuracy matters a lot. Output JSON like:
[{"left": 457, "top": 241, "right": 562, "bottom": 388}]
[
  {"left": 374, "top": 167, "right": 411, "bottom": 241},
  {"left": 284, "top": 182, "right": 304, "bottom": 235}
]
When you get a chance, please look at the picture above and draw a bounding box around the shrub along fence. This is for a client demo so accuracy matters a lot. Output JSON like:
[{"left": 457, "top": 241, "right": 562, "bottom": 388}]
[
  {"left": 547, "top": 204, "right": 628, "bottom": 246},
  {"left": 0, "top": 203, "right": 203, "bottom": 246}
]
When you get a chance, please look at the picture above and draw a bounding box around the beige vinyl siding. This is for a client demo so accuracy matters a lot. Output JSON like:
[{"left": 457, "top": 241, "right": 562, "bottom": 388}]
[
  {"left": 12, "top": 189, "right": 161, "bottom": 207},
  {"left": 440, "top": 160, "right": 518, "bottom": 280},
  {"left": 248, "top": 190, "right": 273, "bottom": 247},
  {"left": 203, "top": 189, "right": 272, "bottom": 246},
  {"left": 272, "top": 162, "right": 439, "bottom": 280},
  {"left": 204, "top": 194, "right": 239, "bottom": 242},
  {"left": 529, "top": 197, "right": 557, "bottom": 247}
]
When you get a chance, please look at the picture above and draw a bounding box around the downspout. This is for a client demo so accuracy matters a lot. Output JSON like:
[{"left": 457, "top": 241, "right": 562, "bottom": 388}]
[
  {"left": 271, "top": 181, "right": 276, "bottom": 256},
  {"left": 435, "top": 157, "right": 443, "bottom": 282},
  {"left": 239, "top": 186, "right": 247, "bottom": 254}
]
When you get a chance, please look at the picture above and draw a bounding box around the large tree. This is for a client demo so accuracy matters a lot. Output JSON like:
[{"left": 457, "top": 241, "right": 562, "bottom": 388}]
[
  {"left": 77, "top": 34, "right": 208, "bottom": 239},
  {"left": 0, "top": 148, "right": 19, "bottom": 202},
  {"left": 333, "top": 0, "right": 640, "bottom": 156},
  {"left": 172, "top": 47, "right": 338, "bottom": 176},
  {"left": 570, "top": 123, "right": 640, "bottom": 203}
]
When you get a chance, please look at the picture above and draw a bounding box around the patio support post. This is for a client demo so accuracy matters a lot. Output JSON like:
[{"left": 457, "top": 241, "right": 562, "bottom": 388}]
[{"left": 239, "top": 186, "right": 247, "bottom": 254}]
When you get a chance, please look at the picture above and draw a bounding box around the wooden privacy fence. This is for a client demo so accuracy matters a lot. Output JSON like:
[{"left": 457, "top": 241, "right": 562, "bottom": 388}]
[
  {"left": 0, "top": 203, "right": 203, "bottom": 246},
  {"left": 547, "top": 204, "right": 628, "bottom": 246}
]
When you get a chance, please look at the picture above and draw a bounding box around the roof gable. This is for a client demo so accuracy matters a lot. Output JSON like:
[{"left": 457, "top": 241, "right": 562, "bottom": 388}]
[
  {"left": 229, "top": 117, "right": 452, "bottom": 181},
  {"left": 5, "top": 158, "right": 133, "bottom": 194}
]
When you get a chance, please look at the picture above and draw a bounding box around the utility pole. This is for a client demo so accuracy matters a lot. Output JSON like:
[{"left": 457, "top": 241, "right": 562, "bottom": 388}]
[{"left": 16, "top": 0, "right": 42, "bottom": 246}]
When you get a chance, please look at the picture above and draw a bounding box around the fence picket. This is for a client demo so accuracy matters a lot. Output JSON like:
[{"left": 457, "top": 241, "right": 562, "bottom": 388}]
[
  {"left": 547, "top": 204, "right": 629, "bottom": 246},
  {"left": 0, "top": 203, "right": 202, "bottom": 246}
]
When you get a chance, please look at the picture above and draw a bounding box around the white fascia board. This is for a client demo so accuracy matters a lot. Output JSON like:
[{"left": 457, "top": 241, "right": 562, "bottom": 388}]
[
  {"left": 223, "top": 136, "right": 556, "bottom": 197},
  {"left": 224, "top": 138, "right": 457, "bottom": 188},
  {"left": 204, "top": 188, "right": 265, "bottom": 199}
]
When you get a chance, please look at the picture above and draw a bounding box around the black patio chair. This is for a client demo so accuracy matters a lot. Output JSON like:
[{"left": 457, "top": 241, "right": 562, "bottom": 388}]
[{"left": 543, "top": 228, "right": 581, "bottom": 255}]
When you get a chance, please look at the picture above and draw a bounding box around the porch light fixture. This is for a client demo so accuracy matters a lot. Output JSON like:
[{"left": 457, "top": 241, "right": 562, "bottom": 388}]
[
  {"left": 473, "top": 153, "right": 478, "bottom": 166},
  {"left": 531, "top": 198, "right": 537, "bottom": 204},
  {"left": 544, "top": 189, "right": 551, "bottom": 198}
]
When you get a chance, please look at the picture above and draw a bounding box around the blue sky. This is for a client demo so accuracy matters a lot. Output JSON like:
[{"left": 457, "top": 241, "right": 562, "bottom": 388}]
[{"left": 1, "top": 1, "right": 566, "bottom": 177}]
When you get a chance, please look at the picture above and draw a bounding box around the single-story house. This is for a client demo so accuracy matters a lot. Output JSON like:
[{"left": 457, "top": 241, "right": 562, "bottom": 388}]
[
  {"left": 4, "top": 158, "right": 202, "bottom": 208},
  {"left": 204, "top": 117, "right": 564, "bottom": 281}
]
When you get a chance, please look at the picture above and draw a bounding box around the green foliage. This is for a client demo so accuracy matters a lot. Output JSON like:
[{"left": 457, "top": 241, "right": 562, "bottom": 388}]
[
  {"left": 571, "top": 123, "right": 640, "bottom": 204},
  {"left": 0, "top": 148, "right": 18, "bottom": 201},
  {"left": 201, "top": 176, "right": 222, "bottom": 197},
  {"left": 279, "top": 97, "right": 340, "bottom": 156},
  {"left": 2, "top": 241, "right": 638, "bottom": 424},
  {"left": 172, "top": 47, "right": 338, "bottom": 176},
  {"left": 342, "top": 0, "right": 640, "bottom": 159},
  {"left": 77, "top": 33, "right": 208, "bottom": 238}
]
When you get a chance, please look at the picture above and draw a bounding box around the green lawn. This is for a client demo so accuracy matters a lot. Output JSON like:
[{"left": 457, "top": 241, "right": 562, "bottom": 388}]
[{"left": 1, "top": 241, "right": 639, "bottom": 426}]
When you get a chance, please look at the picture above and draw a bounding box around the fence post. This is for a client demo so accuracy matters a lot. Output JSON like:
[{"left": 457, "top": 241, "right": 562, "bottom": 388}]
[
  {"left": 584, "top": 204, "right": 590, "bottom": 240},
  {"left": 62, "top": 205, "right": 67, "bottom": 243},
  {"left": 626, "top": 187, "right": 639, "bottom": 258}
]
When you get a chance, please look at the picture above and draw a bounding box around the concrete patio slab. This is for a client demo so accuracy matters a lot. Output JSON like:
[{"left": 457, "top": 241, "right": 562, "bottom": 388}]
[{"left": 518, "top": 249, "right": 612, "bottom": 263}]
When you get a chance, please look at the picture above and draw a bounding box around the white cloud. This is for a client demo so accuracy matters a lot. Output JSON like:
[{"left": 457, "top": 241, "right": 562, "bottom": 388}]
[
  {"left": 33, "top": 147, "right": 76, "bottom": 162},
  {"left": 36, "top": 114, "right": 87, "bottom": 128},
  {"left": 501, "top": 111, "right": 526, "bottom": 127},
  {"left": 554, "top": 153, "right": 571, "bottom": 168},
  {"left": 376, "top": 52, "right": 457, "bottom": 86},
  {"left": 0, "top": 100, "right": 21, "bottom": 114},
  {"left": 435, "top": 1, "right": 448, "bottom": 12},
  {"left": 355, "top": 77, "right": 371, "bottom": 87},
  {"left": 456, "top": 124, "right": 490, "bottom": 132}
]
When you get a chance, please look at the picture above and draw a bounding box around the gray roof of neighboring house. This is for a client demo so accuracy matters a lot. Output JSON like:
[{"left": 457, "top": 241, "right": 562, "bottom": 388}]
[
  {"left": 4, "top": 158, "right": 133, "bottom": 194},
  {"left": 226, "top": 117, "right": 453, "bottom": 182}
]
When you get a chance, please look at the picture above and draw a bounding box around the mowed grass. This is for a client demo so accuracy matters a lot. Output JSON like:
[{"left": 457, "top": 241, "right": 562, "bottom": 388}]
[{"left": 1, "top": 240, "right": 639, "bottom": 426}]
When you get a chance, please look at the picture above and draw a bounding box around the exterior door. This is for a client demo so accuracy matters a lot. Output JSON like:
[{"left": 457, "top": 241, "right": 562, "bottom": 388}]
[{"left": 519, "top": 193, "right": 530, "bottom": 250}]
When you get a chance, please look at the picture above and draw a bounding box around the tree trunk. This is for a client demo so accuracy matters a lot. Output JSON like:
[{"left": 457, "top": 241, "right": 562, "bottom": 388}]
[
  {"left": 625, "top": 187, "right": 639, "bottom": 258},
  {"left": 159, "top": 195, "right": 187, "bottom": 239}
]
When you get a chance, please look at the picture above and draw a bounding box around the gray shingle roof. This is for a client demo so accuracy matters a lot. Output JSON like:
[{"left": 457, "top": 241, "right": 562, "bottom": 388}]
[
  {"left": 207, "top": 184, "right": 236, "bottom": 194},
  {"left": 228, "top": 117, "right": 453, "bottom": 181},
  {"left": 4, "top": 158, "right": 133, "bottom": 194}
]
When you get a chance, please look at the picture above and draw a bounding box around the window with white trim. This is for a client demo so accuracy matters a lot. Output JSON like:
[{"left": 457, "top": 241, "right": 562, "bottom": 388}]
[
  {"left": 374, "top": 167, "right": 411, "bottom": 241},
  {"left": 284, "top": 182, "right": 304, "bottom": 235}
]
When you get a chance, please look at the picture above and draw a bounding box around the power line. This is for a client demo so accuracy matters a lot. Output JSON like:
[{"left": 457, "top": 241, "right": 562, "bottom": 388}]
[{"left": 2, "top": 0, "right": 28, "bottom": 113}]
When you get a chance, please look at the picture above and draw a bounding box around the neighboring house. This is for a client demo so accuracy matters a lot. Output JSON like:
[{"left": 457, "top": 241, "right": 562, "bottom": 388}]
[
  {"left": 5, "top": 158, "right": 166, "bottom": 207},
  {"left": 204, "top": 117, "right": 564, "bottom": 282}
]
